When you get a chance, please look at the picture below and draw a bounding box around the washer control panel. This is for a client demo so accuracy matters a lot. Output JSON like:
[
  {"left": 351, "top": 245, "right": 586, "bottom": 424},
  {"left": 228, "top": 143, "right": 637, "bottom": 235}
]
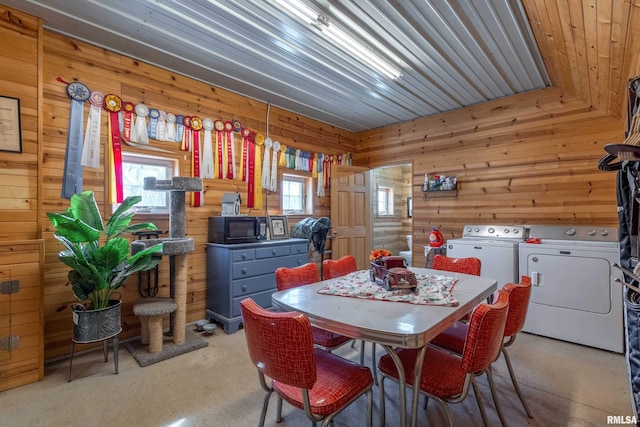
[{"left": 461, "top": 224, "right": 526, "bottom": 240}]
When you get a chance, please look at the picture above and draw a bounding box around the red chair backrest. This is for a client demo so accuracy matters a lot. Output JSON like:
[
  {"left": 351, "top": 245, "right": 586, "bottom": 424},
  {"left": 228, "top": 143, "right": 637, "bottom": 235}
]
[
  {"left": 432, "top": 255, "right": 481, "bottom": 276},
  {"left": 503, "top": 275, "right": 532, "bottom": 338},
  {"left": 240, "top": 298, "right": 316, "bottom": 388},
  {"left": 323, "top": 255, "right": 357, "bottom": 279},
  {"left": 461, "top": 290, "right": 509, "bottom": 374},
  {"left": 275, "top": 263, "right": 320, "bottom": 291}
]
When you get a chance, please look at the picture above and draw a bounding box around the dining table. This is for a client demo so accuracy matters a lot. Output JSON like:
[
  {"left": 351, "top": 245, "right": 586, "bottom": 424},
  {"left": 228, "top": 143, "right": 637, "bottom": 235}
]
[{"left": 270, "top": 266, "right": 497, "bottom": 427}]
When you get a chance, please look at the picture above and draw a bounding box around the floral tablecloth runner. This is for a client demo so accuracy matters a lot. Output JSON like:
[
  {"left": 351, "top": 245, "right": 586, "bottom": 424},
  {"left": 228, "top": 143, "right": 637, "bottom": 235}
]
[{"left": 317, "top": 270, "right": 459, "bottom": 306}]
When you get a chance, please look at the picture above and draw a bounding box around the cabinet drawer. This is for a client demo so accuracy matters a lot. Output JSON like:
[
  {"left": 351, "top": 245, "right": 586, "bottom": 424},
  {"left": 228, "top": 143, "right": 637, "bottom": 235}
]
[
  {"left": 231, "top": 249, "right": 255, "bottom": 262},
  {"left": 233, "top": 289, "right": 273, "bottom": 317},
  {"left": 290, "top": 243, "right": 308, "bottom": 256},
  {"left": 232, "top": 274, "right": 276, "bottom": 297},
  {"left": 233, "top": 254, "right": 308, "bottom": 279},
  {"left": 255, "top": 245, "right": 290, "bottom": 259}
]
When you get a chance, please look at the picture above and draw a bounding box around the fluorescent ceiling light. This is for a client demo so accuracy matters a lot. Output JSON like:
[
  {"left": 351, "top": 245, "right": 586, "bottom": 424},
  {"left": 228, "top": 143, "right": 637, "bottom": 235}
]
[{"left": 271, "top": 0, "right": 403, "bottom": 80}]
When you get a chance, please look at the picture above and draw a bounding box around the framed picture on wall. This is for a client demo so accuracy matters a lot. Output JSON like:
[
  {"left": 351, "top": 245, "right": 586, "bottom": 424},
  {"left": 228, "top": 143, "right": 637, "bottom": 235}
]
[
  {"left": 0, "top": 96, "right": 22, "bottom": 153},
  {"left": 268, "top": 216, "right": 289, "bottom": 240}
]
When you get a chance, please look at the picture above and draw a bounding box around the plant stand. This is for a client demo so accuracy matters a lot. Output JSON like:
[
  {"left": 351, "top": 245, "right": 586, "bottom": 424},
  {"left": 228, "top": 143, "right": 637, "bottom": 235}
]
[
  {"left": 68, "top": 299, "right": 122, "bottom": 381},
  {"left": 68, "top": 335, "right": 119, "bottom": 382}
]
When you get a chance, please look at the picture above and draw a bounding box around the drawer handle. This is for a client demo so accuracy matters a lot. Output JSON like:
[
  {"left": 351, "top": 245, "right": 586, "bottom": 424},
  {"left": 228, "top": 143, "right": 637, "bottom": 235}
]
[
  {"left": 272, "top": 249, "right": 277, "bottom": 255},
  {"left": 242, "top": 252, "right": 247, "bottom": 259},
  {"left": 241, "top": 267, "right": 248, "bottom": 274},
  {"left": 242, "top": 285, "right": 247, "bottom": 291}
]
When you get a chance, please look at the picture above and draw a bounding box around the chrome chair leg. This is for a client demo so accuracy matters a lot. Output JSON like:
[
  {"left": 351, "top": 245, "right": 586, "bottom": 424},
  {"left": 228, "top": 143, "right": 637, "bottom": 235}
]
[
  {"left": 371, "top": 343, "right": 378, "bottom": 385},
  {"left": 503, "top": 348, "right": 534, "bottom": 418},
  {"left": 379, "top": 375, "right": 386, "bottom": 426},
  {"left": 471, "top": 378, "right": 491, "bottom": 427},
  {"left": 485, "top": 367, "right": 508, "bottom": 427},
  {"left": 360, "top": 340, "right": 365, "bottom": 365},
  {"left": 259, "top": 390, "right": 273, "bottom": 427},
  {"left": 275, "top": 396, "right": 283, "bottom": 422}
]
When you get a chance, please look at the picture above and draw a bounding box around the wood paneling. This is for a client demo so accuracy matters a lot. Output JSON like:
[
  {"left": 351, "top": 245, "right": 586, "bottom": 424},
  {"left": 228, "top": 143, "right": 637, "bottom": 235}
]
[
  {"left": 36, "top": 28, "right": 355, "bottom": 359},
  {"left": 2, "top": 1, "right": 640, "bottom": 362}
]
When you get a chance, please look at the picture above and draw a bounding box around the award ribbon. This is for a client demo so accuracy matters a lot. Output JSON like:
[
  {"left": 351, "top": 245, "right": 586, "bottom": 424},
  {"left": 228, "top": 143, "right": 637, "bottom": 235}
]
[
  {"left": 181, "top": 116, "right": 192, "bottom": 152},
  {"left": 224, "top": 121, "right": 236, "bottom": 179},
  {"left": 202, "top": 118, "right": 215, "bottom": 179},
  {"left": 175, "top": 115, "right": 185, "bottom": 143},
  {"left": 244, "top": 129, "right": 255, "bottom": 207},
  {"left": 270, "top": 141, "right": 280, "bottom": 192},
  {"left": 157, "top": 110, "right": 167, "bottom": 141},
  {"left": 122, "top": 102, "right": 134, "bottom": 142},
  {"left": 261, "top": 137, "right": 272, "bottom": 189},
  {"left": 190, "top": 116, "right": 203, "bottom": 207},
  {"left": 279, "top": 144, "right": 287, "bottom": 167},
  {"left": 317, "top": 153, "right": 324, "bottom": 197},
  {"left": 165, "top": 113, "right": 176, "bottom": 142},
  {"left": 104, "top": 94, "right": 124, "bottom": 203},
  {"left": 214, "top": 120, "right": 225, "bottom": 178},
  {"left": 133, "top": 103, "right": 149, "bottom": 144},
  {"left": 62, "top": 81, "right": 90, "bottom": 198},
  {"left": 253, "top": 135, "right": 263, "bottom": 209},
  {"left": 147, "top": 108, "right": 160, "bottom": 140},
  {"left": 81, "top": 90, "right": 103, "bottom": 169},
  {"left": 240, "top": 128, "right": 248, "bottom": 182}
]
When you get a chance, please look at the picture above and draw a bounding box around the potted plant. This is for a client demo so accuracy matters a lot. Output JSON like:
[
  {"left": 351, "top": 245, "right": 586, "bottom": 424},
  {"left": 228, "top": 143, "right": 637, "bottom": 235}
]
[{"left": 47, "top": 191, "right": 163, "bottom": 342}]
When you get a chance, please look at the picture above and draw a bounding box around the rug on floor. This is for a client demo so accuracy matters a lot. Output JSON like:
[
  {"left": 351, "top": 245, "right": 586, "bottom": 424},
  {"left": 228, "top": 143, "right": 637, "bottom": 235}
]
[{"left": 126, "top": 329, "right": 209, "bottom": 367}]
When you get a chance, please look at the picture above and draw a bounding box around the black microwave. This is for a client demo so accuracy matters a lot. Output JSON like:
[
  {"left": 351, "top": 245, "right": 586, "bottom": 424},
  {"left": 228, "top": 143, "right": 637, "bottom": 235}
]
[{"left": 208, "top": 216, "right": 267, "bottom": 244}]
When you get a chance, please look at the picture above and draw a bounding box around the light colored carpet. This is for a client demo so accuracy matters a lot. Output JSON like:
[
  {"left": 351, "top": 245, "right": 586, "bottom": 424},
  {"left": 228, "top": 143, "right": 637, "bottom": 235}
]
[
  {"left": 0, "top": 325, "right": 633, "bottom": 427},
  {"left": 126, "top": 329, "right": 209, "bottom": 367}
]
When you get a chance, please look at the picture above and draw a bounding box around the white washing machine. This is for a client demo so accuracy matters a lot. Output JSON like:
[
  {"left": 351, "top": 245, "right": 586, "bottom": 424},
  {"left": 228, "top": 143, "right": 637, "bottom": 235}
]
[
  {"left": 446, "top": 224, "right": 526, "bottom": 287},
  {"left": 519, "top": 225, "right": 623, "bottom": 353}
]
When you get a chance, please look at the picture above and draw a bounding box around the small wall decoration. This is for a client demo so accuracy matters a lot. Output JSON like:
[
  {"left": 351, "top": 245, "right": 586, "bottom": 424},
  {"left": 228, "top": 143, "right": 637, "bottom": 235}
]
[
  {"left": 0, "top": 96, "right": 22, "bottom": 153},
  {"left": 268, "top": 216, "right": 289, "bottom": 240}
]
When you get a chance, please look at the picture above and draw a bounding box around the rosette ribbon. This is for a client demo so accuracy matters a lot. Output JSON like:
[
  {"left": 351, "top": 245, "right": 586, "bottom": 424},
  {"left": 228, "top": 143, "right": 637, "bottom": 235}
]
[
  {"left": 103, "top": 94, "right": 124, "bottom": 203},
  {"left": 81, "top": 90, "right": 103, "bottom": 169},
  {"left": 224, "top": 121, "right": 236, "bottom": 179},
  {"left": 190, "top": 116, "right": 203, "bottom": 206},
  {"left": 147, "top": 108, "right": 160, "bottom": 140},
  {"left": 165, "top": 113, "right": 177, "bottom": 142},
  {"left": 202, "top": 118, "right": 215, "bottom": 179},
  {"left": 181, "top": 116, "right": 192, "bottom": 152},
  {"left": 214, "top": 120, "right": 225, "bottom": 178},
  {"left": 121, "top": 102, "right": 134, "bottom": 142},
  {"left": 157, "top": 111, "right": 167, "bottom": 141},
  {"left": 132, "top": 103, "right": 149, "bottom": 144},
  {"left": 270, "top": 141, "right": 280, "bottom": 191},
  {"left": 243, "top": 128, "right": 256, "bottom": 207},
  {"left": 253, "top": 134, "right": 264, "bottom": 208},
  {"left": 175, "top": 115, "right": 185, "bottom": 143},
  {"left": 62, "top": 81, "right": 90, "bottom": 198},
  {"left": 261, "top": 137, "right": 272, "bottom": 190},
  {"left": 317, "top": 153, "right": 325, "bottom": 197}
]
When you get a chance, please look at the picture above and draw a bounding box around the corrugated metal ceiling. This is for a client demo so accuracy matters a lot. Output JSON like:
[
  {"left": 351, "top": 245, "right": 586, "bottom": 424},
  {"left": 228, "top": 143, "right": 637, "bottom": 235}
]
[{"left": 6, "top": 0, "right": 550, "bottom": 132}]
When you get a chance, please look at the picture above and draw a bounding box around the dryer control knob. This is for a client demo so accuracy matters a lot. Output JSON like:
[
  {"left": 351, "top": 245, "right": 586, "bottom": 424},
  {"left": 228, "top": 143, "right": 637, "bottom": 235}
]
[
  {"left": 503, "top": 229, "right": 510, "bottom": 234},
  {"left": 588, "top": 229, "right": 596, "bottom": 236},
  {"left": 600, "top": 230, "right": 609, "bottom": 236},
  {"left": 488, "top": 227, "right": 495, "bottom": 233},
  {"left": 565, "top": 228, "right": 576, "bottom": 236},
  {"left": 512, "top": 229, "right": 520, "bottom": 234}
]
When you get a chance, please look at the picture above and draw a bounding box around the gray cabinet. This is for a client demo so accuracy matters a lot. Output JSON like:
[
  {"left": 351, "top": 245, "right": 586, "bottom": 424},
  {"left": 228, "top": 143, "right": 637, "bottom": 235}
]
[{"left": 206, "top": 239, "right": 309, "bottom": 333}]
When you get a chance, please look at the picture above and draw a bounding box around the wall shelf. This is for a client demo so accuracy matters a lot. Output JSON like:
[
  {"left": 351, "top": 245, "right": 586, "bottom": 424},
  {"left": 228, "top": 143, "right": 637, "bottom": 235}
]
[{"left": 422, "top": 182, "right": 458, "bottom": 200}]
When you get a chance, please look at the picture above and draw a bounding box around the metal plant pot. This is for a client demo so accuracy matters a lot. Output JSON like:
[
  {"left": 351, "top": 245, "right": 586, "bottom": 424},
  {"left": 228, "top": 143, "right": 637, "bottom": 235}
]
[{"left": 71, "top": 299, "right": 122, "bottom": 343}]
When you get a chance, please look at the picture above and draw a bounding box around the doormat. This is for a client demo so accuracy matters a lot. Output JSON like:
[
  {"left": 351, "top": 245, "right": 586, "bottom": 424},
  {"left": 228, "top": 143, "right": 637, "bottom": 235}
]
[{"left": 126, "top": 328, "right": 208, "bottom": 367}]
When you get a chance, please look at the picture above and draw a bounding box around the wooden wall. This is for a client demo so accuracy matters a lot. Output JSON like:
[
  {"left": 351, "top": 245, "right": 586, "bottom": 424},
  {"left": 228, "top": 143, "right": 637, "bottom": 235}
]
[
  {"left": 2, "top": 2, "right": 639, "bottom": 362},
  {"left": 353, "top": 88, "right": 621, "bottom": 267},
  {"left": 0, "top": 5, "right": 358, "bottom": 360},
  {"left": 0, "top": 7, "right": 40, "bottom": 241}
]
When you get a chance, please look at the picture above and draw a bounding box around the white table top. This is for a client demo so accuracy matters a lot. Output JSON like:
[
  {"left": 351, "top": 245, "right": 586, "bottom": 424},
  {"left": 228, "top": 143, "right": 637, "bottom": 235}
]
[{"left": 271, "top": 267, "right": 497, "bottom": 348}]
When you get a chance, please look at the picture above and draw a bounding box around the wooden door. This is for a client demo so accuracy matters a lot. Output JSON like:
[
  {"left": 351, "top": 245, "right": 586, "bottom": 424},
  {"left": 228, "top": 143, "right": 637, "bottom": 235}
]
[{"left": 330, "top": 164, "right": 371, "bottom": 270}]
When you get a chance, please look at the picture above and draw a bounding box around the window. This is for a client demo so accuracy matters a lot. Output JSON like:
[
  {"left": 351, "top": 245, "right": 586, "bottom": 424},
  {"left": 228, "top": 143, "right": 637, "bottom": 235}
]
[
  {"left": 282, "top": 174, "right": 305, "bottom": 214},
  {"left": 118, "top": 153, "right": 178, "bottom": 214},
  {"left": 377, "top": 186, "right": 393, "bottom": 216}
]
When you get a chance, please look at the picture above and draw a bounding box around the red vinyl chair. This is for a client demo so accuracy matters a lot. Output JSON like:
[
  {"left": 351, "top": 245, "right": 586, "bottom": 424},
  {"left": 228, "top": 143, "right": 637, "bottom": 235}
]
[
  {"left": 378, "top": 290, "right": 509, "bottom": 427},
  {"left": 432, "top": 254, "right": 482, "bottom": 276},
  {"left": 275, "top": 263, "right": 352, "bottom": 351},
  {"left": 323, "top": 255, "right": 378, "bottom": 383},
  {"left": 431, "top": 276, "right": 534, "bottom": 419},
  {"left": 241, "top": 298, "right": 374, "bottom": 427},
  {"left": 322, "top": 255, "right": 358, "bottom": 280}
]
